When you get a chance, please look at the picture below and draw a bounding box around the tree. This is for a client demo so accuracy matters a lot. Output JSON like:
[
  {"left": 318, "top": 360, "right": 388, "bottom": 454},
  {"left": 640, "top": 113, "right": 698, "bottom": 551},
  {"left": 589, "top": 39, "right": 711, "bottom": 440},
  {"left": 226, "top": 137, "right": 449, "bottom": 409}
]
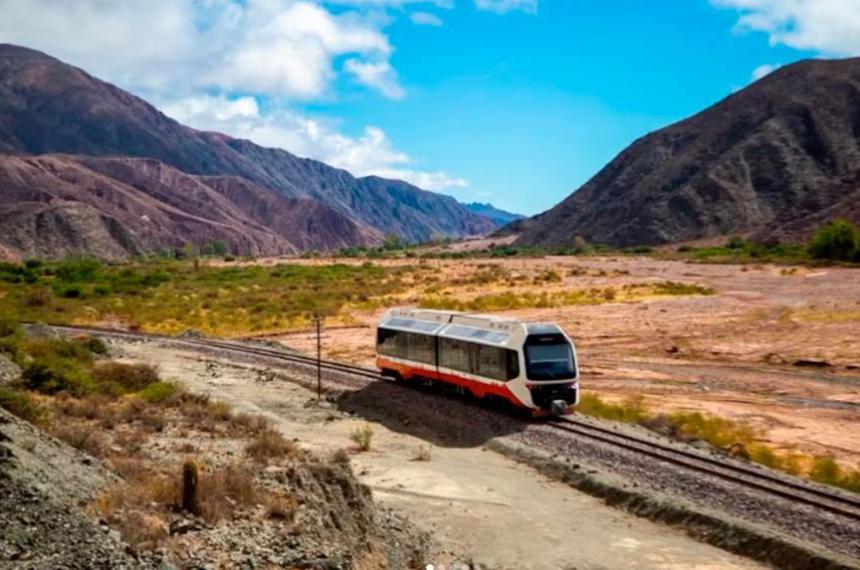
[
  {"left": 808, "top": 219, "right": 859, "bottom": 261},
  {"left": 382, "top": 234, "right": 403, "bottom": 251},
  {"left": 572, "top": 235, "right": 589, "bottom": 253}
]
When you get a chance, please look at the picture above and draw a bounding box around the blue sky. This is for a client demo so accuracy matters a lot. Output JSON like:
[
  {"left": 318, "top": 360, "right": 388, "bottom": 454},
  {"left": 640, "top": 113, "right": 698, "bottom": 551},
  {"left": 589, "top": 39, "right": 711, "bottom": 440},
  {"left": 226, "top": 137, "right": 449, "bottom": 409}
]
[{"left": 0, "top": 0, "right": 854, "bottom": 215}]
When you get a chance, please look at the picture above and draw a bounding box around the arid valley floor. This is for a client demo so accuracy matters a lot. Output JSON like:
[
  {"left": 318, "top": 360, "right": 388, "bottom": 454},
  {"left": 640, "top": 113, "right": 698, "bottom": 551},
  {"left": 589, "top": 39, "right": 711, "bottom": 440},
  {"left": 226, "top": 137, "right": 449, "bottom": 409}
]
[{"left": 275, "top": 255, "right": 860, "bottom": 470}]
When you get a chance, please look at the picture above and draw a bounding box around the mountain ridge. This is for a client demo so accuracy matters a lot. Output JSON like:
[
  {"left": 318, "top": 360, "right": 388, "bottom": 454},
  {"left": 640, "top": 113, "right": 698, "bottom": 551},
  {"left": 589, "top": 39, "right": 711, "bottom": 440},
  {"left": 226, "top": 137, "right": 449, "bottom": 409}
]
[
  {"left": 463, "top": 202, "right": 524, "bottom": 226},
  {"left": 513, "top": 57, "right": 860, "bottom": 248},
  {"left": 0, "top": 43, "right": 494, "bottom": 259}
]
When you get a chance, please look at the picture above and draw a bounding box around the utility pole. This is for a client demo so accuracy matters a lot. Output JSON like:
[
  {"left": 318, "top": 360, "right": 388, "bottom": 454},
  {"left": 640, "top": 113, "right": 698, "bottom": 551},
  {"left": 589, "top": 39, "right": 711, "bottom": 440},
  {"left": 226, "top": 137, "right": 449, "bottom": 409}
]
[{"left": 313, "top": 314, "right": 322, "bottom": 403}]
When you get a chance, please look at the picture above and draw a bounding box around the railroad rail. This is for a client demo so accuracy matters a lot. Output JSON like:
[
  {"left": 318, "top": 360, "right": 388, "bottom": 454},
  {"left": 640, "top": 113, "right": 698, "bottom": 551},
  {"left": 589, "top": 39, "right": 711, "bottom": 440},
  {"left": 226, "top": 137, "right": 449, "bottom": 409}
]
[{"left": 35, "top": 323, "right": 860, "bottom": 523}]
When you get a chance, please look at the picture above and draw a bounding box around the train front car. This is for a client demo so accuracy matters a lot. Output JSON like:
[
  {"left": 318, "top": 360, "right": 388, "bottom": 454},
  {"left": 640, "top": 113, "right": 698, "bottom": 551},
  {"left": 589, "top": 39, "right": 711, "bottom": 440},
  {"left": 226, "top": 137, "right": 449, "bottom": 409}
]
[
  {"left": 520, "top": 323, "right": 580, "bottom": 416},
  {"left": 375, "top": 308, "right": 579, "bottom": 417}
]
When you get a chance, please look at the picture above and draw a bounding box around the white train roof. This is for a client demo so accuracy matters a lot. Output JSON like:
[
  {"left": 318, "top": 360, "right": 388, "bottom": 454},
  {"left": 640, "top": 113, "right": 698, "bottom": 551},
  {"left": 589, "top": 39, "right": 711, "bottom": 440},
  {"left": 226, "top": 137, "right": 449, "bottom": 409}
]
[{"left": 378, "top": 307, "right": 564, "bottom": 348}]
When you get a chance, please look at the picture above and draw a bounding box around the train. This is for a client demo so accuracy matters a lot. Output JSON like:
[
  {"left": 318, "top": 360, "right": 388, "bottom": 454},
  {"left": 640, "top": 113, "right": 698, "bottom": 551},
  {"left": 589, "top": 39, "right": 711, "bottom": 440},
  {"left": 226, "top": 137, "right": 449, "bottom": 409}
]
[{"left": 375, "top": 308, "right": 579, "bottom": 416}]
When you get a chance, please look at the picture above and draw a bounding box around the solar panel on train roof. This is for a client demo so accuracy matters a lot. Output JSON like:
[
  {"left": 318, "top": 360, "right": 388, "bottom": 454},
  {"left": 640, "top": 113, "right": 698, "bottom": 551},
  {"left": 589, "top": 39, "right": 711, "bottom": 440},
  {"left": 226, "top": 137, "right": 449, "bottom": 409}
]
[
  {"left": 442, "top": 324, "right": 510, "bottom": 345},
  {"left": 382, "top": 317, "right": 444, "bottom": 333}
]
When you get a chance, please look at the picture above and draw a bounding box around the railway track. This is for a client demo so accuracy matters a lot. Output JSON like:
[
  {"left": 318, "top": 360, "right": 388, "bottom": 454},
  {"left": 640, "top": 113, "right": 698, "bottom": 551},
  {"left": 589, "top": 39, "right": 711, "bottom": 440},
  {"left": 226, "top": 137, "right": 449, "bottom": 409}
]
[
  {"left": 37, "top": 323, "right": 860, "bottom": 524},
  {"left": 547, "top": 418, "right": 860, "bottom": 522}
]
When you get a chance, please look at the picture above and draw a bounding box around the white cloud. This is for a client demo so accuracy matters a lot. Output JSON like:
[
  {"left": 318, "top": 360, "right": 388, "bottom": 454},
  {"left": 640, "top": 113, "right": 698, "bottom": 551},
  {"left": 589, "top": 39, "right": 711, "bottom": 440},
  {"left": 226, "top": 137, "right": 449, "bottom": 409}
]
[
  {"left": 344, "top": 58, "right": 406, "bottom": 99},
  {"left": 0, "top": 0, "right": 402, "bottom": 100},
  {"left": 0, "top": 0, "right": 471, "bottom": 192},
  {"left": 411, "top": 11, "right": 444, "bottom": 25},
  {"left": 712, "top": 0, "right": 860, "bottom": 55},
  {"left": 162, "top": 95, "right": 467, "bottom": 190},
  {"left": 474, "top": 0, "right": 537, "bottom": 14},
  {"left": 751, "top": 62, "right": 780, "bottom": 81}
]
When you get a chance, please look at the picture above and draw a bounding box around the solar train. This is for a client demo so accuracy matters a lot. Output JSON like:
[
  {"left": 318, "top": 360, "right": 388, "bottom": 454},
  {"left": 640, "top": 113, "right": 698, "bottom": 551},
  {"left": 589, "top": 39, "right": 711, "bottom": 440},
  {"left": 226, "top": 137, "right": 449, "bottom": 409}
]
[{"left": 375, "top": 308, "right": 579, "bottom": 416}]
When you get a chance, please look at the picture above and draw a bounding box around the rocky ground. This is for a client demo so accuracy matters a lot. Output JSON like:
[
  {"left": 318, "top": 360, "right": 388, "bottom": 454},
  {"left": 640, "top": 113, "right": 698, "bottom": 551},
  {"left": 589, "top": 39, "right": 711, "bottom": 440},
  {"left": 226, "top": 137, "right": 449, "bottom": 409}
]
[
  {"left": 0, "top": 352, "right": 428, "bottom": 569},
  {"left": 0, "top": 407, "right": 144, "bottom": 569}
]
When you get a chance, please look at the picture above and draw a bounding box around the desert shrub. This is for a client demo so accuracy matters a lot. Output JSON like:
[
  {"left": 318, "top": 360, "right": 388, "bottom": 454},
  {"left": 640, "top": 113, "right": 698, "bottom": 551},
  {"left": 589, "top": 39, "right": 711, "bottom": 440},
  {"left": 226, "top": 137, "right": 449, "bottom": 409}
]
[
  {"left": 624, "top": 245, "right": 654, "bottom": 254},
  {"left": 52, "top": 423, "right": 108, "bottom": 457},
  {"left": 138, "top": 381, "right": 181, "bottom": 404},
  {"left": 808, "top": 219, "right": 859, "bottom": 261},
  {"left": 197, "top": 464, "right": 258, "bottom": 523},
  {"left": 652, "top": 281, "right": 714, "bottom": 296},
  {"left": 0, "top": 318, "right": 20, "bottom": 339},
  {"left": 92, "top": 362, "right": 159, "bottom": 394},
  {"left": 533, "top": 269, "right": 562, "bottom": 284},
  {"left": 576, "top": 394, "right": 649, "bottom": 424},
  {"left": 265, "top": 494, "right": 298, "bottom": 521},
  {"left": 0, "top": 387, "right": 46, "bottom": 424},
  {"left": 54, "top": 258, "right": 102, "bottom": 283},
  {"left": 571, "top": 235, "right": 590, "bottom": 252},
  {"left": 350, "top": 424, "right": 374, "bottom": 451},
  {"left": 667, "top": 411, "right": 757, "bottom": 449},
  {"left": 231, "top": 411, "right": 270, "bottom": 435},
  {"left": 82, "top": 336, "right": 109, "bottom": 355},
  {"left": 22, "top": 359, "right": 94, "bottom": 396},
  {"left": 726, "top": 235, "right": 746, "bottom": 250},
  {"left": 412, "top": 444, "right": 432, "bottom": 462},
  {"left": 22, "top": 287, "right": 52, "bottom": 307},
  {"left": 245, "top": 427, "right": 301, "bottom": 463}
]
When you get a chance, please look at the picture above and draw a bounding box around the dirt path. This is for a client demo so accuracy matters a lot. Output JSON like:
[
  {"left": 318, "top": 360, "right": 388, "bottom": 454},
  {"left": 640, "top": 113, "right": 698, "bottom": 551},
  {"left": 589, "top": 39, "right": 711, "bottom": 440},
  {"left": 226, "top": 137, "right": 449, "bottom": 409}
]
[{"left": 120, "top": 341, "right": 766, "bottom": 570}]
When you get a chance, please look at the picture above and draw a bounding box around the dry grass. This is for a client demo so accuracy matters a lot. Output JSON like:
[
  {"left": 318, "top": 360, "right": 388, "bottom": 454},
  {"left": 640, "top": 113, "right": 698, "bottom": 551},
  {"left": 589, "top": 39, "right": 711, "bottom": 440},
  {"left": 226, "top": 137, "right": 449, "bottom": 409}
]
[
  {"left": 265, "top": 494, "right": 299, "bottom": 521},
  {"left": 92, "top": 362, "right": 160, "bottom": 394},
  {"left": 418, "top": 281, "right": 712, "bottom": 312},
  {"left": 197, "top": 463, "right": 258, "bottom": 523},
  {"left": 576, "top": 393, "right": 860, "bottom": 494},
  {"left": 350, "top": 424, "right": 374, "bottom": 452},
  {"left": 245, "top": 428, "right": 302, "bottom": 464},
  {"left": 51, "top": 422, "right": 108, "bottom": 458},
  {"left": 412, "top": 444, "right": 432, "bottom": 462}
]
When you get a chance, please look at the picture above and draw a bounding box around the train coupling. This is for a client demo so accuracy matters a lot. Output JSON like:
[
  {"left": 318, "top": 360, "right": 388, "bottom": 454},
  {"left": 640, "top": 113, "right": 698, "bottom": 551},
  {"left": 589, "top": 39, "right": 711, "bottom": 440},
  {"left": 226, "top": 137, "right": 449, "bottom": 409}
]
[{"left": 550, "top": 399, "right": 569, "bottom": 416}]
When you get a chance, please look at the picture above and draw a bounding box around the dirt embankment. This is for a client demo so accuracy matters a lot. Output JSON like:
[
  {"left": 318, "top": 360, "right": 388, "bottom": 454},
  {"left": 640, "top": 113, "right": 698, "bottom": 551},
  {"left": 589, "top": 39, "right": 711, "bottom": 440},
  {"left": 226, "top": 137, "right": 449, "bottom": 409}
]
[{"left": 0, "top": 386, "right": 427, "bottom": 568}]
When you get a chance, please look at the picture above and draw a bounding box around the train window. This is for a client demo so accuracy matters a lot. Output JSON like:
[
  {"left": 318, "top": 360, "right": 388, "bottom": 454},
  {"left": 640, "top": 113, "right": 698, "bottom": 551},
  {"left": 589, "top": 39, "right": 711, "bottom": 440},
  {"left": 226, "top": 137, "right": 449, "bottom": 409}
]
[
  {"left": 524, "top": 334, "right": 576, "bottom": 381},
  {"left": 377, "top": 328, "right": 435, "bottom": 365},
  {"left": 439, "top": 338, "right": 470, "bottom": 373},
  {"left": 439, "top": 338, "right": 519, "bottom": 381},
  {"left": 377, "top": 328, "right": 399, "bottom": 357},
  {"left": 407, "top": 332, "right": 436, "bottom": 365}
]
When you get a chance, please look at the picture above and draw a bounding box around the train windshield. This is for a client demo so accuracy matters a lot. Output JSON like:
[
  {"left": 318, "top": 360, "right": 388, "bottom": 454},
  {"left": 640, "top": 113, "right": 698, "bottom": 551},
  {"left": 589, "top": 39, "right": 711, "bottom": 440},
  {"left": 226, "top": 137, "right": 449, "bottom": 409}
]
[{"left": 524, "top": 335, "right": 576, "bottom": 380}]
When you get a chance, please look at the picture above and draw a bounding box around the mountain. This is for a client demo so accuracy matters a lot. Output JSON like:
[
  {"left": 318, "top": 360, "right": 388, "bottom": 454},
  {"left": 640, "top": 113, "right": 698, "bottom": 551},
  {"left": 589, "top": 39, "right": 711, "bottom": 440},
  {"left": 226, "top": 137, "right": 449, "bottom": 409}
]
[
  {"left": 0, "top": 44, "right": 494, "bottom": 259},
  {"left": 513, "top": 58, "right": 860, "bottom": 248},
  {"left": 462, "top": 202, "right": 524, "bottom": 227}
]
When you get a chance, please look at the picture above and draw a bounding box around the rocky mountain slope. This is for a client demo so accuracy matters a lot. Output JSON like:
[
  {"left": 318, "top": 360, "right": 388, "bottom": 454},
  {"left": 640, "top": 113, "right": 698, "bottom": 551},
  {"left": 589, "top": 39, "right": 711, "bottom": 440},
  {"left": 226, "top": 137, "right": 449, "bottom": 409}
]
[
  {"left": 463, "top": 202, "right": 524, "bottom": 226},
  {"left": 0, "top": 44, "right": 494, "bottom": 258},
  {"left": 514, "top": 58, "right": 860, "bottom": 247}
]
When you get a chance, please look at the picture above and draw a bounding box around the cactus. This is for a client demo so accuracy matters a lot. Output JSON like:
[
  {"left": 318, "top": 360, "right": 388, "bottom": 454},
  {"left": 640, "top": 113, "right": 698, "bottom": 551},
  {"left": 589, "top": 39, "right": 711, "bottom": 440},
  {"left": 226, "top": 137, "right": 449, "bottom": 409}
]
[{"left": 182, "top": 460, "right": 200, "bottom": 514}]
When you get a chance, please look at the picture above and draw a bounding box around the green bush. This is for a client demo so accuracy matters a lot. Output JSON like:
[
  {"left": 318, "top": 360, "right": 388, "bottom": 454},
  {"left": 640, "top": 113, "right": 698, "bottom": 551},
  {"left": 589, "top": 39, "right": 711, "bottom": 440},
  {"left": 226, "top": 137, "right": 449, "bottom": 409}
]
[
  {"left": 0, "top": 387, "right": 45, "bottom": 424},
  {"left": 22, "top": 359, "right": 94, "bottom": 396},
  {"left": 92, "top": 362, "right": 159, "bottom": 394},
  {"left": 138, "top": 381, "right": 181, "bottom": 404},
  {"left": 808, "top": 219, "right": 859, "bottom": 261}
]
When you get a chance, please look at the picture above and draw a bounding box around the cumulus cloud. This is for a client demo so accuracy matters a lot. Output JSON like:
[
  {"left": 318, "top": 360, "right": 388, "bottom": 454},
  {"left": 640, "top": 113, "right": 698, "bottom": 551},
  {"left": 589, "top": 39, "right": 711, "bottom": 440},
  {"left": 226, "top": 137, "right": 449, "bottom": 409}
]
[
  {"left": 0, "top": 0, "right": 402, "bottom": 99},
  {"left": 162, "top": 95, "right": 467, "bottom": 190},
  {"left": 411, "top": 11, "right": 444, "bottom": 25},
  {"left": 344, "top": 58, "right": 406, "bottom": 99},
  {"left": 474, "top": 0, "right": 537, "bottom": 14},
  {"left": 0, "top": 0, "right": 472, "bottom": 191},
  {"left": 713, "top": 0, "right": 860, "bottom": 55},
  {"left": 751, "top": 62, "right": 780, "bottom": 81}
]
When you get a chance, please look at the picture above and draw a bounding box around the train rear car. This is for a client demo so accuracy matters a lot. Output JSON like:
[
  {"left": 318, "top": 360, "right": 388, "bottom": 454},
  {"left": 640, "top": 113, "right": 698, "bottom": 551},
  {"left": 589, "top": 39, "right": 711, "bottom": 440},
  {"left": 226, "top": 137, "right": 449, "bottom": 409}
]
[{"left": 375, "top": 308, "right": 579, "bottom": 416}]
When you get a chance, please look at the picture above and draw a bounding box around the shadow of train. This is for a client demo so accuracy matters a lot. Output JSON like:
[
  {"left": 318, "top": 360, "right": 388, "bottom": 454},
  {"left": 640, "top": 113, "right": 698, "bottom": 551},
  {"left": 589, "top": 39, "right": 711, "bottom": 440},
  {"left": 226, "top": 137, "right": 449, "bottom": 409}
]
[{"left": 335, "top": 378, "right": 530, "bottom": 448}]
